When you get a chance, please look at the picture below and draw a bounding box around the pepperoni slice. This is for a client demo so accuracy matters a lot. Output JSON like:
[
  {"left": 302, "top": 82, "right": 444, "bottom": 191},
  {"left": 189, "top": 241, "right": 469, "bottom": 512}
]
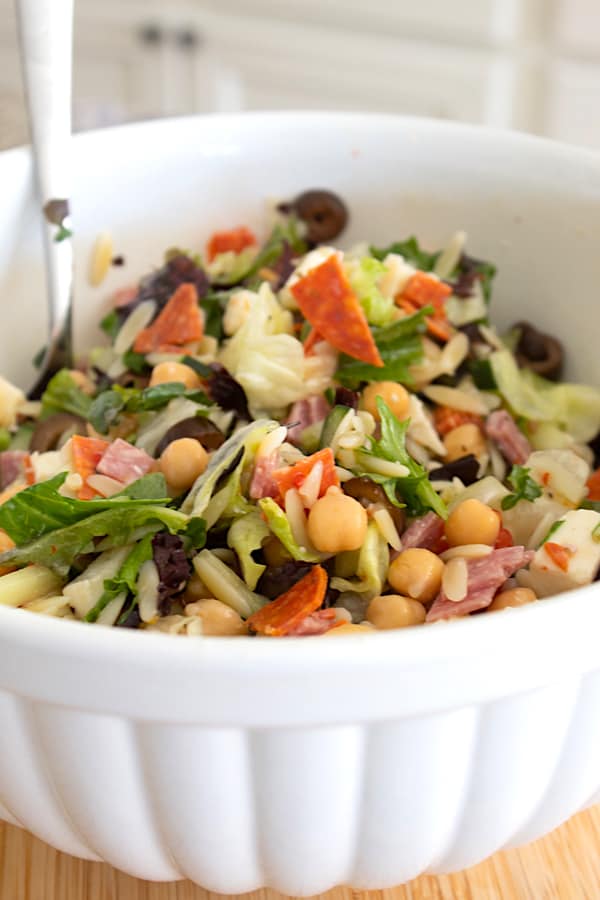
[
  {"left": 402, "top": 271, "right": 452, "bottom": 308},
  {"left": 246, "top": 565, "right": 328, "bottom": 636},
  {"left": 206, "top": 226, "right": 257, "bottom": 262},
  {"left": 133, "top": 283, "right": 203, "bottom": 354},
  {"left": 290, "top": 255, "right": 383, "bottom": 367}
]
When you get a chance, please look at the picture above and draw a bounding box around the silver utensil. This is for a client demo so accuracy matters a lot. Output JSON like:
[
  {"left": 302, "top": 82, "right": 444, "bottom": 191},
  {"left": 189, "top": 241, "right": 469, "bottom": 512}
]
[{"left": 16, "top": 0, "right": 75, "bottom": 399}]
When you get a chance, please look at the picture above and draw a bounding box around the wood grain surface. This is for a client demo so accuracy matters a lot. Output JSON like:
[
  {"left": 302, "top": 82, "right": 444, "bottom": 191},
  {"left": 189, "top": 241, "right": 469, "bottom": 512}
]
[{"left": 2, "top": 807, "right": 600, "bottom": 900}]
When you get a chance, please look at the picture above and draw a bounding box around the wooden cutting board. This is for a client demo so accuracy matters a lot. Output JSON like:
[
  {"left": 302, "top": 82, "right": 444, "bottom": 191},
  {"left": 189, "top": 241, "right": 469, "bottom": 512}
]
[{"left": 2, "top": 807, "right": 600, "bottom": 900}]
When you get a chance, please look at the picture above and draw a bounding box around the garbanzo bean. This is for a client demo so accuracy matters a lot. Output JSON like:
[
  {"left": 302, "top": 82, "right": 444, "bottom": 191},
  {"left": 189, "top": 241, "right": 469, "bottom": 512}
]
[
  {"left": 361, "top": 381, "right": 410, "bottom": 421},
  {"left": 184, "top": 598, "right": 248, "bottom": 635},
  {"left": 307, "top": 487, "right": 368, "bottom": 553},
  {"left": 262, "top": 535, "right": 292, "bottom": 567},
  {"left": 366, "top": 594, "right": 426, "bottom": 629},
  {"left": 489, "top": 587, "right": 537, "bottom": 611},
  {"left": 181, "top": 571, "right": 212, "bottom": 604},
  {"left": 159, "top": 437, "right": 208, "bottom": 492},
  {"left": 445, "top": 498, "right": 500, "bottom": 547},
  {"left": 443, "top": 423, "right": 486, "bottom": 462},
  {"left": 323, "top": 622, "right": 374, "bottom": 635},
  {"left": 150, "top": 361, "right": 202, "bottom": 390},
  {"left": 387, "top": 548, "right": 444, "bottom": 604}
]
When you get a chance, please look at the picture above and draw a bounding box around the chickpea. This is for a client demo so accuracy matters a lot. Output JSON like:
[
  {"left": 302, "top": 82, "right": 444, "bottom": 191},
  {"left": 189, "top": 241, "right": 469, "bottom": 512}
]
[
  {"left": 68, "top": 369, "right": 95, "bottom": 395},
  {"left": 307, "top": 487, "right": 368, "bottom": 553},
  {"left": 181, "top": 571, "right": 212, "bottom": 604},
  {"left": 323, "top": 623, "right": 374, "bottom": 635},
  {"left": 361, "top": 381, "right": 410, "bottom": 421},
  {"left": 262, "top": 535, "right": 292, "bottom": 567},
  {"left": 489, "top": 587, "right": 537, "bottom": 612},
  {"left": 184, "top": 598, "right": 248, "bottom": 635},
  {"left": 159, "top": 437, "right": 208, "bottom": 492},
  {"left": 387, "top": 548, "right": 444, "bottom": 604},
  {"left": 443, "top": 423, "right": 486, "bottom": 462},
  {"left": 445, "top": 498, "right": 500, "bottom": 547},
  {"left": 149, "top": 361, "right": 202, "bottom": 390},
  {"left": 366, "top": 594, "right": 426, "bottom": 629}
]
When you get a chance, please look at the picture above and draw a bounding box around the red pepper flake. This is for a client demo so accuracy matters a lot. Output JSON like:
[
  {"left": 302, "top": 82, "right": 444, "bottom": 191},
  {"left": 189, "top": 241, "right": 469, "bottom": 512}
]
[
  {"left": 290, "top": 255, "right": 383, "bottom": 367},
  {"left": 544, "top": 542, "right": 573, "bottom": 572}
]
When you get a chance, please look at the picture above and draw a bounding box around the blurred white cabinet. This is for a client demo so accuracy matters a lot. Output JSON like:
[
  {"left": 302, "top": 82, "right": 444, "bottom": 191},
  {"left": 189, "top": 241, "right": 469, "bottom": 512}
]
[
  {"left": 187, "top": 12, "right": 519, "bottom": 126},
  {"left": 553, "top": 0, "right": 600, "bottom": 54},
  {"left": 0, "top": 0, "right": 599, "bottom": 151},
  {"left": 544, "top": 61, "right": 600, "bottom": 150}
]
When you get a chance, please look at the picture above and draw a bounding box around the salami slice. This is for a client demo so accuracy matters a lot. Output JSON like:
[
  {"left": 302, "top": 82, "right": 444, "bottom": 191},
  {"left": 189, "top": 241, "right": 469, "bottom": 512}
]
[{"left": 96, "top": 438, "right": 155, "bottom": 486}]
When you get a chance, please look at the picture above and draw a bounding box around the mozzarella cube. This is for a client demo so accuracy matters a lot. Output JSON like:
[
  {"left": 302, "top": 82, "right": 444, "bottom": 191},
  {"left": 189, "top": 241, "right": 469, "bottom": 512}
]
[
  {"left": 526, "top": 449, "right": 590, "bottom": 507},
  {"left": 379, "top": 253, "right": 417, "bottom": 299},
  {"left": 520, "top": 509, "right": 600, "bottom": 597}
]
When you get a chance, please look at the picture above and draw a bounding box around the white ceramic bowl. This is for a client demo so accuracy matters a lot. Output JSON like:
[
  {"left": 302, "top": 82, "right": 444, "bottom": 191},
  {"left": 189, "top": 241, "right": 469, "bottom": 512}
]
[{"left": 1, "top": 113, "right": 600, "bottom": 894}]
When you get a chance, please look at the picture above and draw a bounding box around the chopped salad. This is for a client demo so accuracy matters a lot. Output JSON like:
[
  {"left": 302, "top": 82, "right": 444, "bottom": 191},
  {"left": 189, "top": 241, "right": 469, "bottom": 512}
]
[{"left": 1, "top": 189, "right": 600, "bottom": 637}]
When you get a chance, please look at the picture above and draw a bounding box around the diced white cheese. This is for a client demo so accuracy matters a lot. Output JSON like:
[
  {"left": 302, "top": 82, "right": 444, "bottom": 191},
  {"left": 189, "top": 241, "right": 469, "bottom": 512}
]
[
  {"left": 378, "top": 253, "right": 416, "bottom": 299},
  {"left": 519, "top": 509, "right": 600, "bottom": 597},
  {"left": 525, "top": 449, "right": 590, "bottom": 507}
]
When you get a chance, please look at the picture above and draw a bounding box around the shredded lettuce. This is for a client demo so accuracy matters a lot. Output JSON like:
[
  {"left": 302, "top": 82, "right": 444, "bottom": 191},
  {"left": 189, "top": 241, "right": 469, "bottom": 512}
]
[
  {"left": 183, "top": 419, "right": 275, "bottom": 517},
  {"left": 193, "top": 549, "right": 266, "bottom": 617},
  {"left": 490, "top": 350, "right": 600, "bottom": 443},
  {"left": 227, "top": 511, "right": 270, "bottom": 589},
  {"left": 331, "top": 521, "right": 388, "bottom": 598},
  {"left": 85, "top": 534, "right": 154, "bottom": 623},
  {"left": 258, "top": 497, "right": 322, "bottom": 562},
  {"left": 206, "top": 247, "right": 259, "bottom": 285},
  {"left": 370, "top": 237, "right": 439, "bottom": 271},
  {"left": 41, "top": 369, "right": 93, "bottom": 419},
  {"left": 345, "top": 257, "right": 395, "bottom": 326},
  {"left": 219, "top": 284, "right": 306, "bottom": 414}
]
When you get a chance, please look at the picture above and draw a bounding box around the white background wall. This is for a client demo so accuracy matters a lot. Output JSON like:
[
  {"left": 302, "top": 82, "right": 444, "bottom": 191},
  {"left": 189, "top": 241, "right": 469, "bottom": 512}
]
[{"left": 1, "top": 0, "right": 599, "bottom": 151}]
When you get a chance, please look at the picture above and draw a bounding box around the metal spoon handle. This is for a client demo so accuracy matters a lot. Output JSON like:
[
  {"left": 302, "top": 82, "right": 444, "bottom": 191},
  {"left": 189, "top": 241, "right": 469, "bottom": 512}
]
[{"left": 16, "top": 0, "right": 75, "bottom": 392}]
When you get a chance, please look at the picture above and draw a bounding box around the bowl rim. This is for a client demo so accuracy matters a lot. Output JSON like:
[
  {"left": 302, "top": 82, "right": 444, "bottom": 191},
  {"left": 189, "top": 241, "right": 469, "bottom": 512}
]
[{"left": 1, "top": 110, "right": 600, "bottom": 676}]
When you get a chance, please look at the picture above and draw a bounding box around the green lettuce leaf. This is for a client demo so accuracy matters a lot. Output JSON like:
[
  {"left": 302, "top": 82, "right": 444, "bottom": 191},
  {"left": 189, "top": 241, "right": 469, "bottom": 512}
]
[
  {"left": 88, "top": 382, "right": 210, "bottom": 434},
  {"left": 41, "top": 369, "right": 93, "bottom": 419},
  {"left": 335, "top": 307, "right": 429, "bottom": 389},
  {"left": 0, "top": 472, "right": 169, "bottom": 545},
  {"left": 227, "top": 511, "right": 270, "bottom": 589},
  {"left": 0, "top": 505, "right": 188, "bottom": 577},
  {"left": 258, "top": 497, "right": 322, "bottom": 562},
  {"left": 359, "top": 399, "right": 447, "bottom": 518}
]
